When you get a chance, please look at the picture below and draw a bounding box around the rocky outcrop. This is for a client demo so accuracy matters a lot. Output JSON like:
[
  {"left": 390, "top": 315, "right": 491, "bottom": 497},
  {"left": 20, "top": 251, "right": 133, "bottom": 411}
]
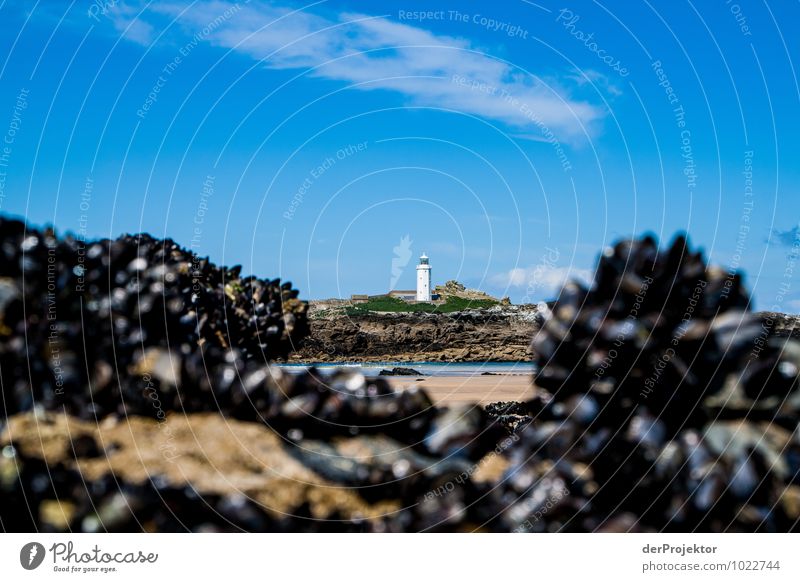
[
  {"left": 291, "top": 306, "right": 538, "bottom": 362},
  {"left": 434, "top": 280, "right": 497, "bottom": 301}
]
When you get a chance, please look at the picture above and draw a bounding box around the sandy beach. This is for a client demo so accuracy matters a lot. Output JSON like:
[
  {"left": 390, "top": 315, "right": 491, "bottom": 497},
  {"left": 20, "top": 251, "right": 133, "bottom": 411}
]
[{"left": 389, "top": 373, "right": 532, "bottom": 406}]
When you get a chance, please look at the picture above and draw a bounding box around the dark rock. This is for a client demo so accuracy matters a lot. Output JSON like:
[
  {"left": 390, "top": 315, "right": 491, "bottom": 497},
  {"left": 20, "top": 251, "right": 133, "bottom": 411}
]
[
  {"left": 379, "top": 367, "right": 424, "bottom": 376},
  {"left": 0, "top": 217, "right": 308, "bottom": 421},
  {"left": 489, "top": 234, "right": 800, "bottom": 532}
]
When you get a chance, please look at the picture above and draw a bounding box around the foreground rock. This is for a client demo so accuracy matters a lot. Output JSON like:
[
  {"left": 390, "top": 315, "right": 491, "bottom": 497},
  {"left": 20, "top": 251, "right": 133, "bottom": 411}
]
[
  {"left": 0, "top": 216, "right": 307, "bottom": 420},
  {"left": 492, "top": 234, "right": 800, "bottom": 532},
  {"left": 2, "top": 411, "right": 507, "bottom": 532}
]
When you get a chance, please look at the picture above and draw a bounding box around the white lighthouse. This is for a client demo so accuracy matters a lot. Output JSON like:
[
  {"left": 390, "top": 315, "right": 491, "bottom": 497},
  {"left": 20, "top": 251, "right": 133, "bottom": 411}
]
[{"left": 416, "top": 253, "right": 432, "bottom": 301}]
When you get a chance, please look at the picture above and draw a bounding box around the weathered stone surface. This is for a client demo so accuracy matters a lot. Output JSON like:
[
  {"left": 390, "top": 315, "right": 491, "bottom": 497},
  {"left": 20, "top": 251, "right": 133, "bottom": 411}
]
[{"left": 292, "top": 307, "right": 538, "bottom": 362}]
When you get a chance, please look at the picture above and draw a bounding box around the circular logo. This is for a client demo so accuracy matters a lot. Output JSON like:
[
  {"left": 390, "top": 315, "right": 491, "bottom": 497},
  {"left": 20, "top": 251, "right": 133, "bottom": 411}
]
[{"left": 19, "top": 542, "right": 46, "bottom": 570}]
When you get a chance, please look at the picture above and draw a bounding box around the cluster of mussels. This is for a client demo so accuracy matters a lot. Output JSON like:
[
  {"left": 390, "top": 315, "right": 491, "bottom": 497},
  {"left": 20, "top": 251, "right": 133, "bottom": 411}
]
[
  {"left": 0, "top": 217, "right": 504, "bottom": 532},
  {"left": 486, "top": 235, "right": 800, "bottom": 531},
  {"left": 1, "top": 218, "right": 799, "bottom": 532},
  {"left": 0, "top": 216, "right": 307, "bottom": 419}
]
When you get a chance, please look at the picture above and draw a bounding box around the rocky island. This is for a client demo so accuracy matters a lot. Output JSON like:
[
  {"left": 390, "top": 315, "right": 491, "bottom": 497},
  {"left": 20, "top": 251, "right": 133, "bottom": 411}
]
[
  {"left": 291, "top": 300, "right": 538, "bottom": 363},
  {"left": 292, "top": 291, "right": 798, "bottom": 365}
]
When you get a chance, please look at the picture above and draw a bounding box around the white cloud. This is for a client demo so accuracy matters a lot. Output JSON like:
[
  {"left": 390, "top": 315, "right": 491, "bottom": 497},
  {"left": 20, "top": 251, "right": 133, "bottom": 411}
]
[
  {"left": 109, "top": 3, "right": 155, "bottom": 45},
  {"left": 565, "top": 69, "right": 622, "bottom": 97},
  {"left": 125, "top": 0, "right": 606, "bottom": 141},
  {"left": 490, "top": 265, "right": 593, "bottom": 299}
]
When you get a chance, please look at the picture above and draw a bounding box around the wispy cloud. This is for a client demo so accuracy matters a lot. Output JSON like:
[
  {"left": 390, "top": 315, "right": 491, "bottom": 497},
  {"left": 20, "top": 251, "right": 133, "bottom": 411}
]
[
  {"left": 490, "top": 264, "right": 592, "bottom": 299},
  {"left": 114, "top": 0, "right": 606, "bottom": 141},
  {"left": 107, "top": 2, "right": 156, "bottom": 45},
  {"left": 565, "top": 69, "right": 622, "bottom": 97}
]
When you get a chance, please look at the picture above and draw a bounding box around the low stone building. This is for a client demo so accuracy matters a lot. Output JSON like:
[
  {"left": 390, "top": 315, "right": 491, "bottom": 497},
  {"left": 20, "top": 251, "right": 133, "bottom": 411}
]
[{"left": 388, "top": 290, "right": 416, "bottom": 301}]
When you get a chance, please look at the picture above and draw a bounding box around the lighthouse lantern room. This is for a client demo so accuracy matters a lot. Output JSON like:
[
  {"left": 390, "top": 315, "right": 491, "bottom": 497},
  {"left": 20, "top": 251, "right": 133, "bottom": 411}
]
[{"left": 416, "top": 253, "right": 432, "bottom": 301}]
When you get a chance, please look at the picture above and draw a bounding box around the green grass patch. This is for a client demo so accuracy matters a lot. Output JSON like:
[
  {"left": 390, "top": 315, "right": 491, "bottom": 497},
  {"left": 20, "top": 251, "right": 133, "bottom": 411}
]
[{"left": 345, "top": 295, "right": 498, "bottom": 315}]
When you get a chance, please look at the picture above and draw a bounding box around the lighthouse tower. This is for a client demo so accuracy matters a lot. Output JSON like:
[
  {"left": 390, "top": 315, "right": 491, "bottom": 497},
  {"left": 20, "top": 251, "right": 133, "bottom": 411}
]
[{"left": 416, "top": 253, "right": 432, "bottom": 301}]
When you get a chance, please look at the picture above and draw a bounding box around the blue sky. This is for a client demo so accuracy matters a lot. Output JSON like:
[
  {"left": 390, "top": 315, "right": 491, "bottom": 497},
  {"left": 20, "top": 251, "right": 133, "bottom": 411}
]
[{"left": 0, "top": 1, "right": 798, "bottom": 309}]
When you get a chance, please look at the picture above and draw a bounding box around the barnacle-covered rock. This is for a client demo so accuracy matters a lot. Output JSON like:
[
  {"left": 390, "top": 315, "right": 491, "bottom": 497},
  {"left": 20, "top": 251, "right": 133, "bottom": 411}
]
[
  {"left": 531, "top": 234, "right": 790, "bottom": 431},
  {"left": 494, "top": 234, "right": 800, "bottom": 532},
  {"left": 0, "top": 217, "right": 308, "bottom": 420}
]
